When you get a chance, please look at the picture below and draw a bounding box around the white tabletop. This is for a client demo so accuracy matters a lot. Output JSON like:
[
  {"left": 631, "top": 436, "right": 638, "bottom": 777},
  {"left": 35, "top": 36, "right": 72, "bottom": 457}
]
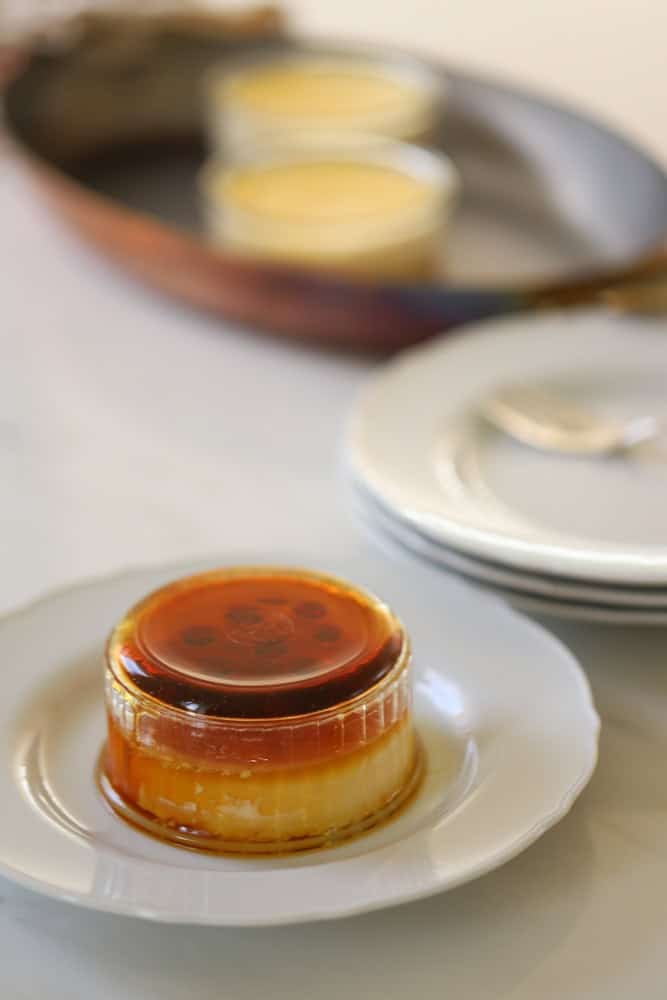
[{"left": 2, "top": 4, "right": 667, "bottom": 995}]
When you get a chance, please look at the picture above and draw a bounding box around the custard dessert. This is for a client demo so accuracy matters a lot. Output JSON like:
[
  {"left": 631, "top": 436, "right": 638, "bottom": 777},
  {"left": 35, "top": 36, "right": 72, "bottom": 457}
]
[
  {"left": 200, "top": 145, "right": 458, "bottom": 280},
  {"left": 205, "top": 54, "right": 440, "bottom": 159},
  {"left": 101, "top": 567, "right": 421, "bottom": 853}
]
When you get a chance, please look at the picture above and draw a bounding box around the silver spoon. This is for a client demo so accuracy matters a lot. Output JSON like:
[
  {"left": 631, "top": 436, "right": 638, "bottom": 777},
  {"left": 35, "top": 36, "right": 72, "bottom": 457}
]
[{"left": 480, "top": 383, "right": 659, "bottom": 456}]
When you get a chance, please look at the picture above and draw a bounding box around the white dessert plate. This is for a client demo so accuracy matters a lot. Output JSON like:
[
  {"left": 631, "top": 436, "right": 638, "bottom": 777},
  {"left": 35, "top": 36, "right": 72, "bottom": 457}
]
[
  {"left": 353, "top": 488, "right": 667, "bottom": 626},
  {"left": 1, "top": 546, "right": 598, "bottom": 926},
  {"left": 347, "top": 309, "right": 667, "bottom": 585},
  {"left": 351, "top": 478, "right": 667, "bottom": 609}
]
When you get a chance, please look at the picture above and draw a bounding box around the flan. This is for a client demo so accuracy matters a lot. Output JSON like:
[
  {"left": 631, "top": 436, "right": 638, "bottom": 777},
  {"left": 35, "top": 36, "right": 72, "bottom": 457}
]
[{"left": 101, "top": 567, "right": 421, "bottom": 853}]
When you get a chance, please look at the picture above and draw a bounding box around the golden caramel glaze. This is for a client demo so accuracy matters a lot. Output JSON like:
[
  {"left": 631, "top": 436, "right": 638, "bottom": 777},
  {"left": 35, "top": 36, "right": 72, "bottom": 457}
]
[
  {"left": 108, "top": 568, "right": 404, "bottom": 719},
  {"left": 105, "top": 568, "right": 411, "bottom": 767}
]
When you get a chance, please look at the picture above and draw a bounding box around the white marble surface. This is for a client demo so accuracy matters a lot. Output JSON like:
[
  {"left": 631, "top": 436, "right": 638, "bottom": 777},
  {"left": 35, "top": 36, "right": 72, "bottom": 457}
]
[{"left": 2, "top": 5, "right": 667, "bottom": 991}]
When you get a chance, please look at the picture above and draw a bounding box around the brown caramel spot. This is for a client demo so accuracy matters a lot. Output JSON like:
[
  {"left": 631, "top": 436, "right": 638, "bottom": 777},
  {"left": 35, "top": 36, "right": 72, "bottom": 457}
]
[
  {"left": 295, "top": 600, "right": 327, "bottom": 620},
  {"left": 181, "top": 626, "right": 218, "bottom": 646}
]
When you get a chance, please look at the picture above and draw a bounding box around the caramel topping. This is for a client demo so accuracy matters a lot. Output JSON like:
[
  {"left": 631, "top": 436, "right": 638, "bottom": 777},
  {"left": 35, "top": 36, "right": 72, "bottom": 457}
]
[{"left": 112, "top": 570, "right": 403, "bottom": 718}]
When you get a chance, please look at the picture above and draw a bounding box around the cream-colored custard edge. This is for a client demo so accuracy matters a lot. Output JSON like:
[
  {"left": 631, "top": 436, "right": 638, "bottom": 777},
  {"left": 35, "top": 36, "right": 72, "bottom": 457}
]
[{"left": 103, "top": 717, "right": 419, "bottom": 848}]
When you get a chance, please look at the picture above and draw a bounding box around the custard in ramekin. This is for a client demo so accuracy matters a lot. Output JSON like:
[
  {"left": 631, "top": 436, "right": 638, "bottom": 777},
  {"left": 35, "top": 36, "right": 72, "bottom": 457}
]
[
  {"left": 200, "top": 143, "right": 458, "bottom": 280},
  {"left": 205, "top": 53, "right": 441, "bottom": 159}
]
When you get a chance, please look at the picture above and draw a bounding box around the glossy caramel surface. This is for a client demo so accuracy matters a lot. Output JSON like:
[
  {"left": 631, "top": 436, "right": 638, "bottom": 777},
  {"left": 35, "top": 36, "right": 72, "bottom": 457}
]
[{"left": 109, "top": 569, "right": 403, "bottom": 718}]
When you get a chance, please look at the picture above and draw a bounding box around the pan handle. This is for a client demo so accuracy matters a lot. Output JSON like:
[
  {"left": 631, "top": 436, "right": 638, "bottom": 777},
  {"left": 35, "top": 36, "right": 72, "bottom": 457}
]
[
  {"left": 596, "top": 273, "right": 667, "bottom": 315},
  {"left": 529, "top": 252, "right": 667, "bottom": 316},
  {"left": 384, "top": 255, "right": 667, "bottom": 346}
]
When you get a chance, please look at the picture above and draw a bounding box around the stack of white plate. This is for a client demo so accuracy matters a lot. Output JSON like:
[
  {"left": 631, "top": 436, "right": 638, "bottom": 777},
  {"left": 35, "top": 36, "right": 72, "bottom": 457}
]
[{"left": 346, "top": 309, "right": 667, "bottom": 625}]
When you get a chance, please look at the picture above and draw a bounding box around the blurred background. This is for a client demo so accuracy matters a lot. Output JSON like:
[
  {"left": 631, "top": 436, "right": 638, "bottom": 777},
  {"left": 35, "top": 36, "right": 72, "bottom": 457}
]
[
  {"left": 1, "top": 0, "right": 665, "bottom": 605},
  {"left": 2, "top": 0, "right": 665, "bottom": 160}
]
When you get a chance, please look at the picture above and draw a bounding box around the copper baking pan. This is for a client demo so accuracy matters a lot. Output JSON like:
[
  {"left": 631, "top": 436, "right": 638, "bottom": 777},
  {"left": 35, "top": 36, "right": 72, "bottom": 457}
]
[{"left": 3, "top": 9, "right": 667, "bottom": 350}]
